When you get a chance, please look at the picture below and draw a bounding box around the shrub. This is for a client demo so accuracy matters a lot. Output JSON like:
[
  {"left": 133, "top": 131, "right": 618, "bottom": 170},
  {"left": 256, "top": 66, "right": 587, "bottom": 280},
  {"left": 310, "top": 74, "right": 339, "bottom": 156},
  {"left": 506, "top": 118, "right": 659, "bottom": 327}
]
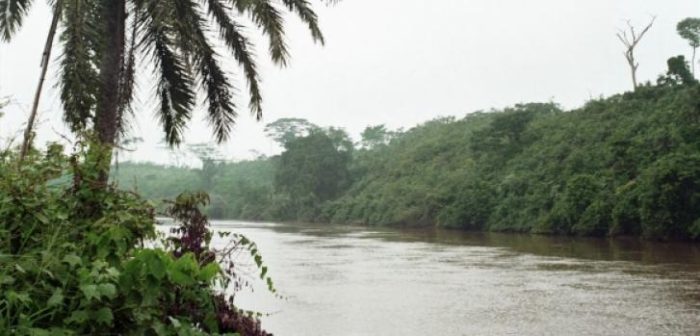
[{"left": 0, "top": 145, "right": 273, "bottom": 335}]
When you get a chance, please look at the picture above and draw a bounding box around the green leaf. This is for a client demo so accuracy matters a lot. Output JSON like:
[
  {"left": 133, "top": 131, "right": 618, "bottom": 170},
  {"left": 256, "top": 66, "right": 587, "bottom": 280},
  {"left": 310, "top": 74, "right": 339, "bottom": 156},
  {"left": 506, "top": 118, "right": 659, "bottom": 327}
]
[
  {"left": 66, "top": 310, "right": 89, "bottom": 324},
  {"left": 7, "top": 291, "right": 31, "bottom": 304},
  {"left": 28, "top": 328, "right": 51, "bottom": 336},
  {"left": 47, "top": 289, "right": 64, "bottom": 307},
  {"left": 80, "top": 284, "right": 99, "bottom": 301},
  {"left": 170, "top": 268, "right": 193, "bottom": 286},
  {"left": 152, "top": 321, "right": 168, "bottom": 336},
  {"left": 0, "top": 274, "right": 15, "bottom": 285},
  {"left": 170, "top": 253, "right": 197, "bottom": 285},
  {"left": 97, "top": 283, "right": 117, "bottom": 299},
  {"left": 146, "top": 253, "right": 166, "bottom": 280},
  {"left": 94, "top": 307, "right": 113, "bottom": 325},
  {"left": 35, "top": 212, "right": 49, "bottom": 224},
  {"left": 62, "top": 254, "right": 81, "bottom": 267},
  {"left": 105, "top": 267, "right": 120, "bottom": 279},
  {"left": 198, "top": 263, "right": 220, "bottom": 282},
  {"left": 168, "top": 316, "right": 182, "bottom": 328}
]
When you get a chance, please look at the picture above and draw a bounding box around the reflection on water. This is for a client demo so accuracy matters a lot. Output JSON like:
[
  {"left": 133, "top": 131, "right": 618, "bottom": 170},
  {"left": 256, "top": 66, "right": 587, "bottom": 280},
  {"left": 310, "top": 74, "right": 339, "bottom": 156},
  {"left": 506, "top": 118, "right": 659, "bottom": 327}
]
[{"left": 210, "top": 221, "right": 700, "bottom": 336}]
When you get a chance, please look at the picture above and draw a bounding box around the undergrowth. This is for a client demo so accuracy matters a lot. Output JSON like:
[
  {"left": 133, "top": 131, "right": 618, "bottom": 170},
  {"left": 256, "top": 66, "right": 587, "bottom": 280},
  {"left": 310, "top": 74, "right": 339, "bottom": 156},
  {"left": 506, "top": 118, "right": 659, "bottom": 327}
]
[{"left": 0, "top": 143, "right": 275, "bottom": 335}]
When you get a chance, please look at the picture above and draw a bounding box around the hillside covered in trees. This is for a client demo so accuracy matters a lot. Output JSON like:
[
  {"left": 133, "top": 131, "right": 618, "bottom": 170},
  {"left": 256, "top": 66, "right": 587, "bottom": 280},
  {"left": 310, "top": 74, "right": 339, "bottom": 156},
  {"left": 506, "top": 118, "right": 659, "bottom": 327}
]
[{"left": 116, "top": 69, "right": 700, "bottom": 241}]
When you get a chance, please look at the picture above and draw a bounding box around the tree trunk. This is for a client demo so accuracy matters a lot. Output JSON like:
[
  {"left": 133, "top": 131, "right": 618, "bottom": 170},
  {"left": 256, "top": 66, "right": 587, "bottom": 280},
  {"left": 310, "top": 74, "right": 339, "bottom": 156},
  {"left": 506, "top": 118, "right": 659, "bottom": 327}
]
[
  {"left": 19, "top": 2, "right": 62, "bottom": 163},
  {"left": 692, "top": 47, "right": 696, "bottom": 77},
  {"left": 93, "top": 0, "right": 126, "bottom": 183}
]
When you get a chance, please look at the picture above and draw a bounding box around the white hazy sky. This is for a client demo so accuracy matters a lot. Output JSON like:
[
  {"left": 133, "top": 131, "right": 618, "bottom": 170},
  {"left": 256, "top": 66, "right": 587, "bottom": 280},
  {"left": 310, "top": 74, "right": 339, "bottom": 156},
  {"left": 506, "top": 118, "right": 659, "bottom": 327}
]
[{"left": 1, "top": 0, "right": 699, "bottom": 164}]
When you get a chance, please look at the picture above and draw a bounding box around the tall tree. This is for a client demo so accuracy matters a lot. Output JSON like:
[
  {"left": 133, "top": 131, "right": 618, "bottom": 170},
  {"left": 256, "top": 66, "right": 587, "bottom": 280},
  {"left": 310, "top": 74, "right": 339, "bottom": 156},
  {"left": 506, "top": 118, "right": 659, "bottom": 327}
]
[
  {"left": 1, "top": 0, "right": 327, "bottom": 181},
  {"left": 264, "top": 118, "right": 320, "bottom": 146},
  {"left": 677, "top": 18, "right": 700, "bottom": 76},
  {"left": 360, "top": 124, "right": 393, "bottom": 149},
  {"left": 657, "top": 55, "right": 697, "bottom": 87},
  {"left": 616, "top": 17, "right": 655, "bottom": 90},
  {"left": 323, "top": 126, "right": 354, "bottom": 152},
  {"left": 276, "top": 131, "right": 351, "bottom": 202},
  {"left": 188, "top": 142, "right": 225, "bottom": 190}
]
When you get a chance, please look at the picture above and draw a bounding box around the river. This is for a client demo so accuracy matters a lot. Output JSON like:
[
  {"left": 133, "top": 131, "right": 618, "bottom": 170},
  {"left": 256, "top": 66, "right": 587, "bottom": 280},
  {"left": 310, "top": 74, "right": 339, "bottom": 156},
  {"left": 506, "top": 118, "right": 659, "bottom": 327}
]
[{"left": 209, "top": 220, "right": 700, "bottom": 336}]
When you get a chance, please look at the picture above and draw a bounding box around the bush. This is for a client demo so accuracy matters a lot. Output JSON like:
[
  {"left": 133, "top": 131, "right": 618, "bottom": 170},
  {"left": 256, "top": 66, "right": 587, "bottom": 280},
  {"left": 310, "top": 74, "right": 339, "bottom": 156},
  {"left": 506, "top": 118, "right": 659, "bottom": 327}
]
[{"left": 0, "top": 145, "right": 273, "bottom": 335}]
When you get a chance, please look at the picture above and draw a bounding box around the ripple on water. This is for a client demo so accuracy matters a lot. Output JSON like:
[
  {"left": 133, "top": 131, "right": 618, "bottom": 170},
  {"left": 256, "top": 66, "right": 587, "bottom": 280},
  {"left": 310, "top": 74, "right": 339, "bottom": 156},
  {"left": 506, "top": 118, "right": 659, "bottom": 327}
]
[{"left": 213, "top": 221, "right": 700, "bottom": 336}]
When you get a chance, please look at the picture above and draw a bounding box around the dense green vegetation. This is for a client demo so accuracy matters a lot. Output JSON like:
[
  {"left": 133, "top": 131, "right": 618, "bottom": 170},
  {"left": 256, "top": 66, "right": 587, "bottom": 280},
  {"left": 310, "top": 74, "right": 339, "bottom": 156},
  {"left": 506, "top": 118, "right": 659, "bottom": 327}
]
[
  {"left": 1, "top": 0, "right": 331, "bottom": 331},
  {"left": 0, "top": 146, "right": 276, "bottom": 334},
  {"left": 3, "top": 5, "right": 700, "bottom": 333},
  {"left": 117, "top": 70, "right": 700, "bottom": 240}
]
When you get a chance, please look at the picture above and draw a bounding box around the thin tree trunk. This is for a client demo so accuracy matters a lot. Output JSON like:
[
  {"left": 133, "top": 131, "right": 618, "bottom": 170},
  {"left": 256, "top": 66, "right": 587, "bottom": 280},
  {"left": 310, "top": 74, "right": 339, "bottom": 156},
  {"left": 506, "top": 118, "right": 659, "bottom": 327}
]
[
  {"left": 616, "top": 17, "right": 655, "bottom": 91},
  {"left": 692, "top": 47, "right": 696, "bottom": 76},
  {"left": 93, "top": 0, "right": 126, "bottom": 184},
  {"left": 19, "top": 2, "right": 62, "bottom": 163}
]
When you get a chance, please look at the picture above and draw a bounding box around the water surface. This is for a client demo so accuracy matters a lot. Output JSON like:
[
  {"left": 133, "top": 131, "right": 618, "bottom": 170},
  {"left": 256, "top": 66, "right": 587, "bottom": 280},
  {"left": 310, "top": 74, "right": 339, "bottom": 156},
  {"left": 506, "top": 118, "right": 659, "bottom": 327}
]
[{"left": 210, "top": 221, "right": 700, "bottom": 336}]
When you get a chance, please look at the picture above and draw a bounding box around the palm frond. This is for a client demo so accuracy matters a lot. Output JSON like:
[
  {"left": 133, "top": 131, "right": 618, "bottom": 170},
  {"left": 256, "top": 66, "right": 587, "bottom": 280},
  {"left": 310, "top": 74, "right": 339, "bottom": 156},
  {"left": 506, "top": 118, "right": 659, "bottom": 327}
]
[
  {"left": 139, "top": 4, "right": 196, "bottom": 146},
  {"left": 0, "top": 0, "right": 33, "bottom": 41},
  {"left": 232, "top": 0, "right": 288, "bottom": 66},
  {"left": 81, "top": 0, "right": 328, "bottom": 146},
  {"left": 199, "top": 50, "right": 238, "bottom": 143},
  {"left": 59, "top": 0, "right": 100, "bottom": 131},
  {"left": 171, "top": 0, "right": 237, "bottom": 143},
  {"left": 280, "top": 0, "right": 324, "bottom": 44},
  {"left": 205, "top": 0, "right": 262, "bottom": 118},
  {"left": 154, "top": 35, "right": 195, "bottom": 146},
  {"left": 116, "top": 14, "right": 138, "bottom": 136}
]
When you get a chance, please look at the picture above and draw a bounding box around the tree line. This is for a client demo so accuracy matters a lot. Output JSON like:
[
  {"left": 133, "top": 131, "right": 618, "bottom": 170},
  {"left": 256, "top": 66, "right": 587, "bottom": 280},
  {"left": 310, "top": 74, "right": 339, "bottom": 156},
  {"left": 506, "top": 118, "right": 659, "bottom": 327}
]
[{"left": 117, "top": 54, "right": 700, "bottom": 240}]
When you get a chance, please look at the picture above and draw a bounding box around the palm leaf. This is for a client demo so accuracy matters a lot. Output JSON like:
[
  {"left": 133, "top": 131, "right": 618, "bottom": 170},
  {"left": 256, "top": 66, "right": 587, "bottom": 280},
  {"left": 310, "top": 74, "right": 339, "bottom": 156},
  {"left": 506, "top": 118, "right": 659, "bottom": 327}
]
[
  {"left": 116, "top": 14, "right": 138, "bottom": 136},
  {"left": 281, "top": 0, "right": 324, "bottom": 44},
  {"left": 59, "top": 0, "right": 100, "bottom": 131},
  {"left": 232, "top": 0, "right": 288, "bottom": 65},
  {"left": 0, "top": 0, "right": 33, "bottom": 41},
  {"left": 205, "top": 0, "right": 262, "bottom": 119},
  {"left": 139, "top": 5, "right": 196, "bottom": 146},
  {"left": 170, "top": 0, "right": 237, "bottom": 143}
]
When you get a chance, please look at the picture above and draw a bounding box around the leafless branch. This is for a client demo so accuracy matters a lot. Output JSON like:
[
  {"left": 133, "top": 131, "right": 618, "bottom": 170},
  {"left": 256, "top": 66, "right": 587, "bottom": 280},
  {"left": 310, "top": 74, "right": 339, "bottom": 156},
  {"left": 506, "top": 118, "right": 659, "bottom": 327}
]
[{"left": 616, "top": 16, "right": 656, "bottom": 90}]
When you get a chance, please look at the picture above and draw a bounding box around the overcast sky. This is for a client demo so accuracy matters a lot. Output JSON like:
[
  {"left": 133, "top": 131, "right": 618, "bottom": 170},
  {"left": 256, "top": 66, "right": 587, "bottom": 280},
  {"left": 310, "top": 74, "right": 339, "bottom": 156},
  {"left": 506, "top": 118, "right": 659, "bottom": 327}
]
[{"left": 1, "top": 0, "right": 698, "bottom": 165}]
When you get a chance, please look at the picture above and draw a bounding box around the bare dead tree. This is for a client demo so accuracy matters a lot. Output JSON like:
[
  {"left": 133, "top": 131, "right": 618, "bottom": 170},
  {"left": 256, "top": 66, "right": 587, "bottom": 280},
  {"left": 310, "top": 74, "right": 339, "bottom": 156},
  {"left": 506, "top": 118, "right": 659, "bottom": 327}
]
[
  {"left": 616, "top": 17, "right": 656, "bottom": 90},
  {"left": 19, "top": 1, "right": 62, "bottom": 162}
]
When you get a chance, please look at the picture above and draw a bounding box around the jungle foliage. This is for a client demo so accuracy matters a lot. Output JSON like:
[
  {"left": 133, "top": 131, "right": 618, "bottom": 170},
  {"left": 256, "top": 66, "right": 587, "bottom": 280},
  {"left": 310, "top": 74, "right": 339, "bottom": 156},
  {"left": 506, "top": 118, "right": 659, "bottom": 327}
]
[
  {"left": 1, "top": 145, "right": 275, "bottom": 335},
  {"left": 116, "top": 77, "right": 700, "bottom": 240}
]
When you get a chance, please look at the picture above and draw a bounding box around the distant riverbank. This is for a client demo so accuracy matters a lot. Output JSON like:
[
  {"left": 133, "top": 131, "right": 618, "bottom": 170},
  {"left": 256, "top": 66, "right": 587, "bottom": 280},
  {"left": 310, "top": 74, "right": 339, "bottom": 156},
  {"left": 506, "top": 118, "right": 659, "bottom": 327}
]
[{"left": 118, "top": 84, "right": 700, "bottom": 241}]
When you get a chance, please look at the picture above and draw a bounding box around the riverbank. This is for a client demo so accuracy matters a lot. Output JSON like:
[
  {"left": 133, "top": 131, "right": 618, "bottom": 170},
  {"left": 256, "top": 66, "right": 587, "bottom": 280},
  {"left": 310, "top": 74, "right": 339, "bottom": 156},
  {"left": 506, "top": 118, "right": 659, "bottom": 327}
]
[{"left": 117, "top": 83, "right": 700, "bottom": 241}]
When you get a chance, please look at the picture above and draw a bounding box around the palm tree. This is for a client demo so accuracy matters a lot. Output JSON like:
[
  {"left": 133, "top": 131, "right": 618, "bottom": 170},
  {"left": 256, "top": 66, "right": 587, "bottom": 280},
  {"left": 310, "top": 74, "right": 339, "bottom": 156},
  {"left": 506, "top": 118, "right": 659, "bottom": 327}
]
[{"left": 1, "top": 0, "right": 326, "bottom": 180}]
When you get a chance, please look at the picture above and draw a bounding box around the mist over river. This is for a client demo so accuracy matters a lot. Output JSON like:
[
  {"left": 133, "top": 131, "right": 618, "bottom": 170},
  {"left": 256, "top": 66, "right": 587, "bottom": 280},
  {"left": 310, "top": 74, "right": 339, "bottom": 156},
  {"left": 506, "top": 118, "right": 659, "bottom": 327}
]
[{"left": 209, "top": 221, "right": 700, "bottom": 336}]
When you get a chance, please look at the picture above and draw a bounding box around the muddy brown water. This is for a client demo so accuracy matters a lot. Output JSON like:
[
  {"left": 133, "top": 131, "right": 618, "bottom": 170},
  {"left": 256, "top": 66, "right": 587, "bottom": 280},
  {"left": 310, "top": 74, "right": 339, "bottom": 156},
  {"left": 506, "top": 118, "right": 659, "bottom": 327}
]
[{"left": 205, "top": 220, "right": 700, "bottom": 336}]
